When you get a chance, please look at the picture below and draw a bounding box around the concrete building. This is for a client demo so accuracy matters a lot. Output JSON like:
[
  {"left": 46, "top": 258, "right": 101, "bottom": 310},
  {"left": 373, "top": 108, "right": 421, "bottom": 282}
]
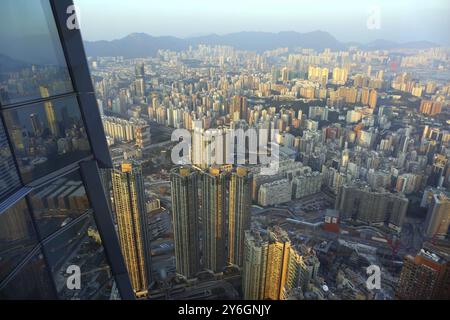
[
  {"left": 170, "top": 166, "right": 201, "bottom": 279},
  {"left": 292, "top": 167, "right": 323, "bottom": 199},
  {"left": 201, "top": 167, "right": 228, "bottom": 273},
  {"left": 424, "top": 192, "right": 450, "bottom": 239},
  {"left": 396, "top": 244, "right": 450, "bottom": 299},
  {"left": 242, "top": 227, "right": 302, "bottom": 300},
  {"left": 111, "top": 162, "right": 152, "bottom": 298},
  {"left": 228, "top": 167, "right": 252, "bottom": 267},
  {"left": 336, "top": 184, "right": 408, "bottom": 231},
  {"left": 258, "top": 179, "right": 292, "bottom": 206}
]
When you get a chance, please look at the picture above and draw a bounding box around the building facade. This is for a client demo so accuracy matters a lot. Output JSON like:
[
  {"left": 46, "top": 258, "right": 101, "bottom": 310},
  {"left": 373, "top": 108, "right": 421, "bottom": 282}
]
[
  {"left": 170, "top": 166, "right": 201, "bottom": 278},
  {"left": 396, "top": 244, "right": 450, "bottom": 300},
  {"left": 201, "top": 168, "right": 228, "bottom": 272},
  {"left": 242, "top": 227, "right": 302, "bottom": 300},
  {"left": 111, "top": 162, "right": 152, "bottom": 297},
  {"left": 336, "top": 184, "right": 409, "bottom": 231},
  {"left": 424, "top": 192, "right": 450, "bottom": 239},
  {"left": 228, "top": 167, "right": 252, "bottom": 267}
]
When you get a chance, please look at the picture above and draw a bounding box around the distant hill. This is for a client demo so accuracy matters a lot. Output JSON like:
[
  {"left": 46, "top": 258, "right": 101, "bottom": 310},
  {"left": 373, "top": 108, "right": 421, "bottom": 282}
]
[
  {"left": 0, "top": 35, "right": 64, "bottom": 65},
  {"left": 84, "top": 33, "right": 188, "bottom": 58},
  {"left": 83, "top": 31, "right": 440, "bottom": 58},
  {"left": 83, "top": 31, "right": 344, "bottom": 57},
  {"left": 0, "top": 54, "right": 29, "bottom": 72}
]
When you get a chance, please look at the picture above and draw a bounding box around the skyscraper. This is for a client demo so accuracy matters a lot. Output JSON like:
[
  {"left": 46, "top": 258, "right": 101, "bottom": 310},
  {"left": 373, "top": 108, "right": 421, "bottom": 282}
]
[
  {"left": 170, "top": 166, "right": 200, "bottom": 278},
  {"left": 30, "top": 113, "right": 43, "bottom": 136},
  {"left": 424, "top": 192, "right": 450, "bottom": 239},
  {"left": 369, "top": 89, "right": 378, "bottom": 109},
  {"left": 242, "top": 227, "right": 302, "bottom": 300},
  {"left": 40, "top": 86, "right": 59, "bottom": 137},
  {"left": 0, "top": 0, "right": 133, "bottom": 300},
  {"left": 228, "top": 167, "right": 252, "bottom": 267},
  {"left": 231, "top": 96, "right": 248, "bottom": 121},
  {"left": 112, "top": 162, "right": 152, "bottom": 297},
  {"left": 396, "top": 244, "right": 450, "bottom": 300},
  {"left": 201, "top": 167, "right": 227, "bottom": 272}
]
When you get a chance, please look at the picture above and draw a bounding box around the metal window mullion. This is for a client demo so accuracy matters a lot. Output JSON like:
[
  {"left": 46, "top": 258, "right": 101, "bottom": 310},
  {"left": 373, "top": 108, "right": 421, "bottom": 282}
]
[
  {"left": 24, "top": 193, "right": 60, "bottom": 299},
  {"left": 0, "top": 92, "right": 78, "bottom": 111},
  {"left": 49, "top": 0, "right": 112, "bottom": 169},
  {"left": 0, "top": 110, "right": 26, "bottom": 189},
  {"left": 80, "top": 160, "right": 135, "bottom": 300}
]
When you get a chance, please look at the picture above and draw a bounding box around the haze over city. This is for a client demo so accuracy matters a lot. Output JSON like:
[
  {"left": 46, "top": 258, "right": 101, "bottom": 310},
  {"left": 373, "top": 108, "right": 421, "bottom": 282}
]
[
  {"left": 75, "top": 0, "right": 450, "bottom": 45},
  {"left": 0, "top": 0, "right": 449, "bottom": 306}
]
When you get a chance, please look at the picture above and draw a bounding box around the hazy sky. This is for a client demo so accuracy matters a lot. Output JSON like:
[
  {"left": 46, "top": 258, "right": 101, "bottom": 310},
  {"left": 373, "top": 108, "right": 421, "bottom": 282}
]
[{"left": 75, "top": 0, "right": 450, "bottom": 44}]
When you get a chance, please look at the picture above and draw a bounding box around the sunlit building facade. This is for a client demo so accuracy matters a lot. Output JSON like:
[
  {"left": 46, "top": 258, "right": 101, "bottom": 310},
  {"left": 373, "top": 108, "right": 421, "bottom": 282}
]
[
  {"left": 228, "top": 167, "right": 252, "bottom": 267},
  {"left": 201, "top": 167, "right": 227, "bottom": 272},
  {"left": 111, "top": 162, "right": 152, "bottom": 297},
  {"left": 242, "top": 227, "right": 302, "bottom": 300},
  {"left": 170, "top": 166, "right": 200, "bottom": 278}
]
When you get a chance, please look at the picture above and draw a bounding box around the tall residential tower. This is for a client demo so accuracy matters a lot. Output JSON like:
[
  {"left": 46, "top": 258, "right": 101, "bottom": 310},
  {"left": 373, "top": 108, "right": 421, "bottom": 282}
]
[
  {"left": 228, "top": 167, "right": 252, "bottom": 267},
  {"left": 201, "top": 167, "right": 228, "bottom": 272},
  {"left": 242, "top": 227, "right": 302, "bottom": 300},
  {"left": 170, "top": 167, "right": 200, "bottom": 278},
  {"left": 112, "top": 162, "right": 152, "bottom": 297}
]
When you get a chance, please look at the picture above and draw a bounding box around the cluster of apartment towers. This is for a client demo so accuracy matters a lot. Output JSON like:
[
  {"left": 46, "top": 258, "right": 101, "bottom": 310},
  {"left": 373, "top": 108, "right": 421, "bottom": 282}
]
[{"left": 111, "top": 162, "right": 313, "bottom": 300}]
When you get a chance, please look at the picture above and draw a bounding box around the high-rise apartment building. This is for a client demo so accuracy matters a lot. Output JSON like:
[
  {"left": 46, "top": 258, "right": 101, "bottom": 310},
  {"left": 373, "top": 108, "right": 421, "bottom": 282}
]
[
  {"left": 361, "top": 87, "right": 370, "bottom": 106},
  {"left": 424, "top": 192, "right": 450, "bottom": 239},
  {"left": 201, "top": 168, "right": 228, "bottom": 272},
  {"left": 242, "top": 227, "right": 302, "bottom": 300},
  {"left": 231, "top": 96, "right": 249, "bottom": 121},
  {"left": 332, "top": 67, "right": 348, "bottom": 85},
  {"left": 396, "top": 244, "right": 450, "bottom": 300},
  {"left": 369, "top": 89, "right": 378, "bottom": 109},
  {"left": 102, "top": 116, "right": 151, "bottom": 153},
  {"left": 308, "top": 66, "right": 329, "bottom": 85},
  {"left": 171, "top": 166, "right": 252, "bottom": 275},
  {"left": 258, "top": 179, "right": 292, "bottom": 206},
  {"left": 111, "top": 163, "right": 152, "bottom": 297},
  {"left": 336, "top": 183, "right": 408, "bottom": 232},
  {"left": 0, "top": 0, "right": 133, "bottom": 299},
  {"left": 420, "top": 100, "right": 443, "bottom": 116},
  {"left": 170, "top": 167, "right": 200, "bottom": 278},
  {"left": 228, "top": 167, "right": 252, "bottom": 267}
]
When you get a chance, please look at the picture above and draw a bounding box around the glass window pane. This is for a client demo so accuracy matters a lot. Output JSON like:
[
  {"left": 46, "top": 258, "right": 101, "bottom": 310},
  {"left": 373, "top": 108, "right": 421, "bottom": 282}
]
[
  {"left": 44, "top": 214, "right": 114, "bottom": 300},
  {"left": 0, "top": 118, "right": 21, "bottom": 200},
  {"left": 28, "top": 171, "right": 91, "bottom": 239},
  {"left": 91, "top": 278, "right": 120, "bottom": 300},
  {"left": 0, "top": 249, "right": 56, "bottom": 300},
  {"left": 3, "top": 96, "right": 92, "bottom": 183},
  {"left": 0, "top": 0, "right": 73, "bottom": 105},
  {"left": 0, "top": 199, "right": 38, "bottom": 283}
]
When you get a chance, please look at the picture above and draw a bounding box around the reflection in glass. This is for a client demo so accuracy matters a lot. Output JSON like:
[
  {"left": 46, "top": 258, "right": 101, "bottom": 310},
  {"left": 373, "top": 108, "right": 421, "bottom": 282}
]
[
  {"left": 29, "top": 171, "right": 90, "bottom": 239},
  {"left": 92, "top": 278, "right": 121, "bottom": 300},
  {"left": 0, "top": 199, "right": 38, "bottom": 283},
  {"left": 44, "top": 214, "right": 113, "bottom": 300},
  {"left": 0, "top": 119, "right": 21, "bottom": 200},
  {"left": 0, "top": 249, "right": 56, "bottom": 300},
  {"left": 0, "top": 0, "right": 73, "bottom": 105},
  {"left": 3, "top": 96, "right": 92, "bottom": 183}
]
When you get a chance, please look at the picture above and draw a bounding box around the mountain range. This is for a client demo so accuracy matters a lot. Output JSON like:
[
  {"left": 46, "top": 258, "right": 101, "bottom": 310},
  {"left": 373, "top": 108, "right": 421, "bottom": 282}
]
[{"left": 82, "top": 31, "right": 440, "bottom": 58}]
